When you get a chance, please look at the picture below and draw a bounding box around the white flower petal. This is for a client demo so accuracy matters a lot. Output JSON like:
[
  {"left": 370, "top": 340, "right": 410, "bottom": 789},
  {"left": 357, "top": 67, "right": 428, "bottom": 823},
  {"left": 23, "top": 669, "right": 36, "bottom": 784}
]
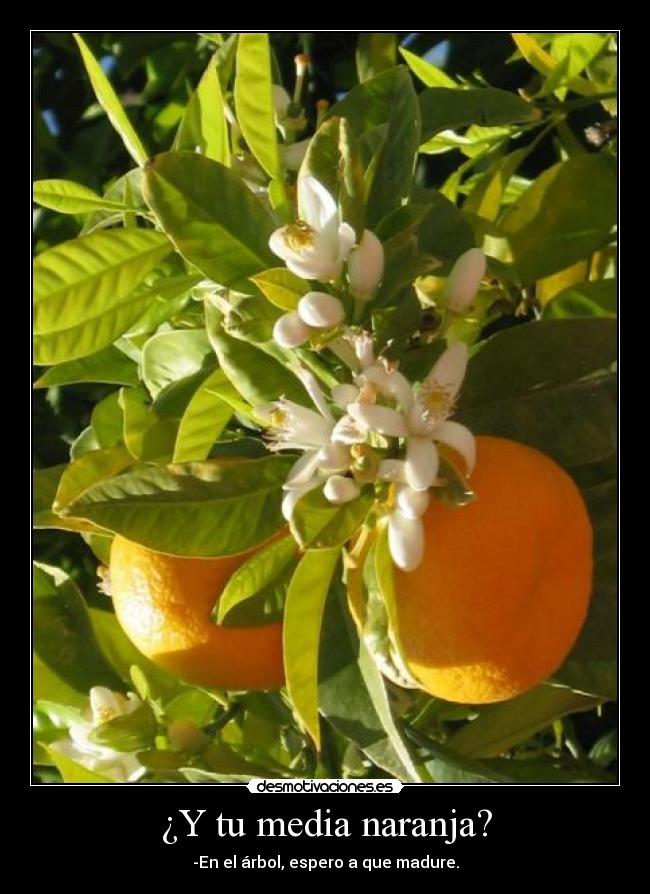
[
  {"left": 323, "top": 475, "right": 360, "bottom": 505},
  {"left": 444, "top": 247, "right": 486, "bottom": 314},
  {"left": 284, "top": 254, "right": 338, "bottom": 281},
  {"left": 331, "top": 413, "right": 366, "bottom": 445},
  {"left": 280, "top": 138, "right": 310, "bottom": 171},
  {"left": 348, "top": 229, "right": 384, "bottom": 301},
  {"left": 425, "top": 341, "right": 469, "bottom": 401},
  {"left": 405, "top": 436, "right": 439, "bottom": 491},
  {"left": 431, "top": 420, "right": 476, "bottom": 475},
  {"left": 269, "top": 227, "right": 294, "bottom": 263},
  {"left": 298, "top": 291, "right": 345, "bottom": 328},
  {"left": 396, "top": 484, "right": 430, "bottom": 519},
  {"left": 361, "top": 364, "right": 413, "bottom": 408},
  {"left": 298, "top": 175, "right": 337, "bottom": 233},
  {"left": 377, "top": 459, "right": 407, "bottom": 483},
  {"left": 286, "top": 450, "right": 322, "bottom": 487},
  {"left": 331, "top": 383, "right": 360, "bottom": 409},
  {"left": 388, "top": 511, "right": 425, "bottom": 572},
  {"left": 273, "top": 312, "right": 312, "bottom": 348},
  {"left": 347, "top": 403, "right": 408, "bottom": 438},
  {"left": 291, "top": 367, "right": 333, "bottom": 423},
  {"left": 272, "top": 84, "right": 291, "bottom": 120},
  {"left": 282, "top": 477, "right": 321, "bottom": 520},
  {"left": 317, "top": 442, "right": 350, "bottom": 474}
]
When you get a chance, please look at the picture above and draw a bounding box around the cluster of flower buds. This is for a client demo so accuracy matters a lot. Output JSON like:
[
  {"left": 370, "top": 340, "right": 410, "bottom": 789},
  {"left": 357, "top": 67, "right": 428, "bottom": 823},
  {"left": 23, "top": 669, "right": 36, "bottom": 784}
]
[
  {"left": 262, "top": 174, "right": 485, "bottom": 572},
  {"left": 269, "top": 176, "right": 385, "bottom": 348}
]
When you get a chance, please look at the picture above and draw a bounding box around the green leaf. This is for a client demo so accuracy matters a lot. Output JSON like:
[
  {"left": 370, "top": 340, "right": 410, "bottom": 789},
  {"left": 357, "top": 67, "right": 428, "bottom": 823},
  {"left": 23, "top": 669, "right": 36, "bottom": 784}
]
[
  {"left": 542, "top": 279, "right": 617, "bottom": 320},
  {"left": 365, "top": 68, "right": 420, "bottom": 227},
  {"left": 34, "top": 229, "right": 173, "bottom": 365},
  {"left": 124, "top": 273, "right": 202, "bottom": 338},
  {"left": 448, "top": 685, "right": 602, "bottom": 758},
  {"left": 410, "top": 189, "right": 476, "bottom": 274},
  {"left": 34, "top": 562, "right": 124, "bottom": 696},
  {"left": 60, "top": 455, "right": 293, "bottom": 558},
  {"left": 284, "top": 548, "right": 341, "bottom": 748},
  {"left": 511, "top": 32, "right": 599, "bottom": 98},
  {"left": 33, "top": 179, "right": 135, "bottom": 214},
  {"left": 73, "top": 33, "right": 148, "bottom": 166},
  {"left": 399, "top": 46, "right": 457, "bottom": 88},
  {"left": 46, "top": 746, "right": 113, "bottom": 783},
  {"left": 34, "top": 465, "right": 106, "bottom": 534},
  {"left": 207, "top": 312, "right": 308, "bottom": 406},
  {"left": 250, "top": 267, "right": 309, "bottom": 311},
  {"left": 119, "top": 386, "right": 178, "bottom": 463},
  {"left": 141, "top": 329, "right": 214, "bottom": 399},
  {"left": 328, "top": 66, "right": 412, "bottom": 133},
  {"left": 463, "top": 147, "right": 529, "bottom": 221},
  {"left": 142, "top": 151, "right": 277, "bottom": 290},
  {"left": 54, "top": 446, "right": 133, "bottom": 514},
  {"left": 419, "top": 87, "right": 539, "bottom": 143},
  {"left": 357, "top": 33, "right": 397, "bottom": 82},
  {"left": 235, "top": 33, "right": 280, "bottom": 179},
  {"left": 33, "top": 346, "right": 139, "bottom": 388},
  {"left": 291, "top": 488, "right": 374, "bottom": 550},
  {"left": 318, "top": 580, "right": 421, "bottom": 781},
  {"left": 500, "top": 155, "right": 617, "bottom": 282},
  {"left": 173, "top": 368, "right": 233, "bottom": 463},
  {"left": 91, "top": 394, "right": 123, "bottom": 451},
  {"left": 216, "top": 535, "right": 298, "bottom": 626},
  {"left": 457, "top": 319, "right": 617, "bottom": 468},
  {"left": 89, "top": 702, "right": 157, "bottom": 752},
  {"left": 174, "top": 54, "right": 230, "bottom": 165}
]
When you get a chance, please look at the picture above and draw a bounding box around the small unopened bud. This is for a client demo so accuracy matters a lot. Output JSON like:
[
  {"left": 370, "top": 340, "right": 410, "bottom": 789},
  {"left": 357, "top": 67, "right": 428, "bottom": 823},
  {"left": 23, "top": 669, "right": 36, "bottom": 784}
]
[
  {"left": 298, "top": 292, "right": 345, "bottom": 328},
  {"left": 348, "top": 230, "right": 385, "bottom": 302},
  {"left": 294, "top": 53, "right": 310, "bottom": 77},
  {"left": 273, "top": 311, "right": 312, "bottom": 348},
  {"left": 318, "top": 442, "right": 350, "bottom": 474},
  {"left": 167, "top": 719, "right": 208, "bottom": 754},
  {"left": 444, "top": 248, "right": 486, "bottom": 314},
  {"left": 396, "top": 484, "right": 430, "bottom": 519},
  {"left": 331, "top": 383, "right": 360, "bottom": 408},
  {"left": 323, "top": 475, "right": 360, "bottom": 505}
]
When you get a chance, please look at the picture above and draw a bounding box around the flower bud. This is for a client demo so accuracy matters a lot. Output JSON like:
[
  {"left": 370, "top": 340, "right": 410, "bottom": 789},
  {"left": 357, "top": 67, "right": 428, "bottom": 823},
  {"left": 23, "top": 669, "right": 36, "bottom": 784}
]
[
  {"left": 273, "top": 311, "right": 312, "bottom": 348},
  {"left": 348, "top": 230, "right": 384, "bottom": 301},
  {"left": 388, "top": 511, "right": 424, "bottom": 572},
  {"left": 444, "top": 248, "right": 486, "bottom": 314},
  {"left": 331, "top": 383, "right": 360, "bottom": 409},
  {"left": 168, "top": 719, "right": 209, "bottom": 753},
  {"left": 323, "top": 475, "right": 360, "bottom": 505},
  {"left": 317, "top": 442, "right": 350, "bottom": 474},
  {"left": 298, "top": 292, "right": 345, "bottom": 328},
  {"left": 396, "top": 484, "right": 430, "bottom": 519}
]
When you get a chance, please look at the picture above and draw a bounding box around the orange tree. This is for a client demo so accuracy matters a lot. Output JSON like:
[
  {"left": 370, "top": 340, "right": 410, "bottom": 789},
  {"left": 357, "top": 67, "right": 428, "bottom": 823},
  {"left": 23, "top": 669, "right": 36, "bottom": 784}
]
[{"left": 33, "top": 32, "right": 617, "bottom": 783}]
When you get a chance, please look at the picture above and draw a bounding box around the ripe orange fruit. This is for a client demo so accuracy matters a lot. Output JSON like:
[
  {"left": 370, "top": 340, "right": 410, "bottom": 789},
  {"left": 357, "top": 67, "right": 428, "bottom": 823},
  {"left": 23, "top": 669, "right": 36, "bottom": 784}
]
[
  {"left": 393, "top": 436, "right": 593, "bottom": 703},
  {"left": 109, "top": 536, "right": 284, "bottom": 691}
]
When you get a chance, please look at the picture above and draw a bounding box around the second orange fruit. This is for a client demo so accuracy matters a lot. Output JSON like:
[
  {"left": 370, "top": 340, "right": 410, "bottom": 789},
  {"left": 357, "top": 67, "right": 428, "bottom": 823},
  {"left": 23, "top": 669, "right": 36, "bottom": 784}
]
[{"left": 393, "top": 436, "right": 593, "bottom": 703}]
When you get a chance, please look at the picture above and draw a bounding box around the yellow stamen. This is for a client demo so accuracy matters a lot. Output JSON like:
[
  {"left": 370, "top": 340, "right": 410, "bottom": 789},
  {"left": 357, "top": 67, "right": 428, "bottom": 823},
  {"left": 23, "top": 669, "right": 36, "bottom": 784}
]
[
  {"left": 270, "top": 409, "right": 287, "bottom": 428},
  {"left": 421, "top": 383, "right": 456, "bottom": 421},
  {"left": 284, "top": 221, "right": 314, "bottom": 251}
]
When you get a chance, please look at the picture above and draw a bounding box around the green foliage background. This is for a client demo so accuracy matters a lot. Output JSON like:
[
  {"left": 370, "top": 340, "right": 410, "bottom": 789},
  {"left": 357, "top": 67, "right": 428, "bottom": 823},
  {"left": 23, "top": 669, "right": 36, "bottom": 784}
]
[{"left": 33, "top": 32, "right": 617, "bottom": 784}]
